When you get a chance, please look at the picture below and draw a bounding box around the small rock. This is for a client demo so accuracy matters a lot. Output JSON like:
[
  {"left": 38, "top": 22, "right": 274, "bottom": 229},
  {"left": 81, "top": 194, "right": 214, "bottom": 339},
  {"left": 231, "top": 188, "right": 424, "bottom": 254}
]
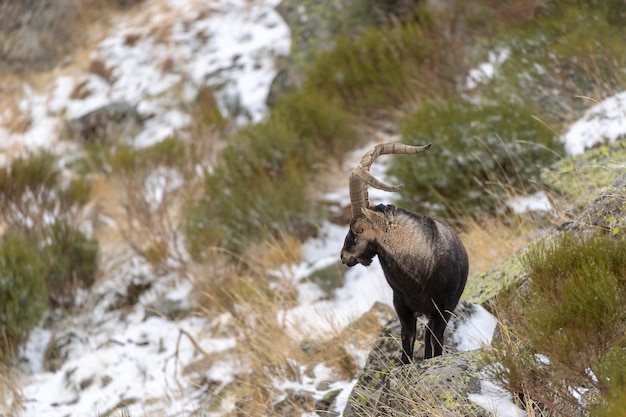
[
  {"left": 62, "top": 101, "right": 145, "bottom": 143},
  {"left": 144, "top": 295, "right": 191, "bottom": 321},
  {"left": 272, "top": 389, "right": 316, "bottom": 416}
]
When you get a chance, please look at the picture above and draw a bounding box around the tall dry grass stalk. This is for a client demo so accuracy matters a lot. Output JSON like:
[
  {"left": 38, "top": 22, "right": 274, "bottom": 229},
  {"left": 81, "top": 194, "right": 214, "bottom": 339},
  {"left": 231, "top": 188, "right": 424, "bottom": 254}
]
[{"left": 0, "top": 364, "right": 23, "bottom": 416}]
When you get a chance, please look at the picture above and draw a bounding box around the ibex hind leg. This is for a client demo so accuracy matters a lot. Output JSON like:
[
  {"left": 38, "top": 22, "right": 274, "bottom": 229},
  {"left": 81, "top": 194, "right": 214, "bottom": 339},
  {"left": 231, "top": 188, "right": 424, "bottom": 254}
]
[
  {"left": 424, "top": 310, "right": 452, "bottom": 359},
  {"left": 393, "top": 292, "right": 417, "bottom": 364}
]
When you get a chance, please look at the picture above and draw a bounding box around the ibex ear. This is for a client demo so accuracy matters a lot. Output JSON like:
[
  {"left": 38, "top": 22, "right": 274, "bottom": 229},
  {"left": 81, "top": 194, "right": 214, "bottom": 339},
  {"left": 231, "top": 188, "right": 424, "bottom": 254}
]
[{"left": 361, "top": 207, "right": 386, "bottom": 228}]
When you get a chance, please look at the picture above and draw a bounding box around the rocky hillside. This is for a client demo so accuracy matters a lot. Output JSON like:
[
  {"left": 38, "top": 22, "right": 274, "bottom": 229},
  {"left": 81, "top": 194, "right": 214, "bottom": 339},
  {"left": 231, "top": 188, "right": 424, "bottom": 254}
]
[{"left": 0, "top": 1, "right": 625, "bottom": 417}]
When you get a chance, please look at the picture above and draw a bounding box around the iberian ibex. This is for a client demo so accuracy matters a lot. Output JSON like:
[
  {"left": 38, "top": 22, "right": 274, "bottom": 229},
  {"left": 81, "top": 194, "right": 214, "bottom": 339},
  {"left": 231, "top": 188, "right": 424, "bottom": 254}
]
[{"left": 340, "top": 143, "right": 468, "bottom": 363}]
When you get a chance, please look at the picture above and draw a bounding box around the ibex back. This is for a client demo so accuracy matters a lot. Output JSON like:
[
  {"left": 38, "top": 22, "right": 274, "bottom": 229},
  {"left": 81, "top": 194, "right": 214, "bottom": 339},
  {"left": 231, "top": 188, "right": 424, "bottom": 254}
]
[{"left": 340, "top": 143, "right": 468, "bottom": 363}]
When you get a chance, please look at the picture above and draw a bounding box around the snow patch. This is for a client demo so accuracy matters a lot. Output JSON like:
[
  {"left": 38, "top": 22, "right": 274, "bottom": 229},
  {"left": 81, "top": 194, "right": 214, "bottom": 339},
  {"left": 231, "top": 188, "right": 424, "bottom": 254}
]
[
  {"left": 454, "top": 304, "right": 498, "bottom": 352},
  {"left": 562, "top": 91, "right": 626, "bottom": 155},
  {"left": 466, "top": 48, "right": 510, "bottom": 90},
  {"left": 469, "top": 380, "right": 527, "bottom": 417},
  {"left": 505, "top": 191, "right": 553, "bottom": 215}
]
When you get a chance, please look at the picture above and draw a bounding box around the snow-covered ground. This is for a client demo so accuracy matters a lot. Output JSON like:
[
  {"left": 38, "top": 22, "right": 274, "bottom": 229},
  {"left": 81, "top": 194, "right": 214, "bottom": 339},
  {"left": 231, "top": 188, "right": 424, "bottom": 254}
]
[
  {"left": 3, "top": 1, "right": 625, "bottom": 416},
  {"left": 10, "top": 0, "right": 290, "bottom": 415}
]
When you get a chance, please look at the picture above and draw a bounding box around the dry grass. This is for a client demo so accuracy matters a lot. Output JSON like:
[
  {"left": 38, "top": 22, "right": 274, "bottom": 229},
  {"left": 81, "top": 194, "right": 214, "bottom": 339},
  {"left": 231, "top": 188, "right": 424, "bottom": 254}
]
[
  {"left": 0, "top": 364, "right": 23, "bottom": 416},
  {"left": 192, "top": 249, "right": 303, "bottom": 416},
  {"left": 190, "top": 233, "right": 393, "bottom": 416},
  {"left": 0, "top": 75, "right": 32, "bottom": 134},
  {"left": 460, "top": 214, "right": 539, "bottom": 279}
]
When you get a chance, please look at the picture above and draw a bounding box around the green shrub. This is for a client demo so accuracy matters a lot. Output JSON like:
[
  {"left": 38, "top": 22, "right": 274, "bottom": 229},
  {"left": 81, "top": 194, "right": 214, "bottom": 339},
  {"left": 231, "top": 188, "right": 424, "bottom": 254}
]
[
  {"left": 270, "top": 91, "right": 358, "bottom": 159},
  {"left": 523, "top": 234, "right": 625, "bottom": 359},
  {"left": 42, "top": 220, "right": 99, "bottom": 307},
  {"left": 73, "top": 135, "right": 185, "bottom": 177},
  {"left": 388, "top": 99, "right": 562, "bottom": 221},
  {"left": 492, "top": 232, "right": 626, "bottom": 415},
  {"left": 0, "top": 152, "right": 99, "bottom": 311},
  {"left": 0, "top": 150, "right": 92, "bottom": 232},
  {"left": 185, "top": 89, "right": 357, "bottom": 256},
  {"left": 0, "top": 151, "right": 59, "bottom": 231},
  {"left": 305, "top": 14, "right": 457, "bottom": 114},
  {"left": 482, "top": 3, "right": 626, "bottom": 122},
  {"left": 0, "top": 234, "right": 48, "bottom": 362},
  {"left": 308, "top": 262, "right": 345, "bottom": 294}
]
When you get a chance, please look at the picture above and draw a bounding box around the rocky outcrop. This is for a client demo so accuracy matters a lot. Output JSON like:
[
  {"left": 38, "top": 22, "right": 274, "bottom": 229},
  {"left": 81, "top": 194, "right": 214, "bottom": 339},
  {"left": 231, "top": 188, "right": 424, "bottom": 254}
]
[
  {"left": 542, "top": 140, "right": 626, "bottom": 214},
  {"left": 0, "top": 0, "right": 145, "bottom": 74},
  {"left": 339, "top": 141, "right": 626, "bottom": 416},
  {"left": 554, "top": 173, "right": 626, "bottom": 238},
  {"left": 375, "top": 352, "right": 486, "bottom": 417},
  {"left": 340, "top": 302, "right": 490, "bottom": 416}
]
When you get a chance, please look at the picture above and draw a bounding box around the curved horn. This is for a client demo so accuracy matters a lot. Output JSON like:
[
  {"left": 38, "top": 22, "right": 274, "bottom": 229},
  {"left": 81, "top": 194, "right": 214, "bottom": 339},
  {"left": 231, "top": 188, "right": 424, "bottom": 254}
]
[{"left": 348, "top": 142, "right": 431, "bottom": 218}]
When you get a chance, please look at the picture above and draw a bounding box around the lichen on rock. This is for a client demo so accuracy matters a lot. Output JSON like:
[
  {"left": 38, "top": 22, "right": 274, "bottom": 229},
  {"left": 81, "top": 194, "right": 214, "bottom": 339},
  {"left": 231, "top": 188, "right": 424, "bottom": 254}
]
[{"left": 340, "top": 302, "right": 486, "bottom": 416}]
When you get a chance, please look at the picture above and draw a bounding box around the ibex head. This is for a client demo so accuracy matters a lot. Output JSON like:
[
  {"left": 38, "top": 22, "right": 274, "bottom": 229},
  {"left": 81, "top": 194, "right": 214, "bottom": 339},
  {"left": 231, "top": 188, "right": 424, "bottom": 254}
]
[{"left": 340, "top": 142, "right": 431, "bottom": 267}]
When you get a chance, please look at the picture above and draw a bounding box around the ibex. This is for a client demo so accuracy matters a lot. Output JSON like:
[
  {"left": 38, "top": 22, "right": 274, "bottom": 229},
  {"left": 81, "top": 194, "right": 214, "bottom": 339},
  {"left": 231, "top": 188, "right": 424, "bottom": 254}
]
[{"left": 340, "top": 143, "right": 468, "bottom": 363}]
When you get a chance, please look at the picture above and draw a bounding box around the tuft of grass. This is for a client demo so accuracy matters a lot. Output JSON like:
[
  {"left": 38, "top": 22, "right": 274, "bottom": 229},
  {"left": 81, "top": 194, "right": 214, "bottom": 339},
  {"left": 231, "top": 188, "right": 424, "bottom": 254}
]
[
  {"left": 388, "top": 98, "right": 563, "bottom": 222},
  {"left": 459, "top": 215, "right": 538, "bottom": 279},
  {"left": 193, "top": 249, "right": 304, "bottom": 416},
  {"left": 194, "top": 234, "right": 302, "bottom": 316},
  {"left": 490, "top": 232, "right": 626, "bottom": 415},
  {"left": 0, "top": 364, "right": 23, "bottom": 416}
]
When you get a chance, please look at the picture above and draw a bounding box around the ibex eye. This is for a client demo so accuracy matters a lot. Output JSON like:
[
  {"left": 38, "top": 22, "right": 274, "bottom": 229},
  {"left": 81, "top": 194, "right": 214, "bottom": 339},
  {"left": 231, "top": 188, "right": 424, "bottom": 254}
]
[{"left": 356, "top": 227, "right": 364, "bottom": 234}]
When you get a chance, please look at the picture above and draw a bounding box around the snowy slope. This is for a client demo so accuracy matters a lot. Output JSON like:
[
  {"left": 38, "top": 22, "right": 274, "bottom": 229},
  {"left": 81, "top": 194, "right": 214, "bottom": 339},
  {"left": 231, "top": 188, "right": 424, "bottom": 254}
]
[{"left": 13, "top": 0, "right": 289, "bottom": 416}]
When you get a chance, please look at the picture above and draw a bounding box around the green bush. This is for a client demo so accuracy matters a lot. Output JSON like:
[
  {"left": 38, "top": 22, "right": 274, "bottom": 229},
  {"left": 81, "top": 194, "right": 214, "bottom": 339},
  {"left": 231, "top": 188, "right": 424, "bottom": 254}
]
[
  {"left": 0, "top": 151, "right": 99, "bottom": 311},
  {"left": 492, "top": 233, "right": 626, "bottom": 416},
  {"left": 0, "top": 150, "right": 92, "bottom": 232},
  {"left": 184, "top": 89, "right": 357, "bottom": 256},
  {"left": 0, "top": 234, "right": 48, "bottom": 362},
  {"left": 42, "top": 220, "right": 99, "bottom": 307},
  {"left": 0, "top": 151, "right": 60, "bottom": 231},
  {"left": 76, "top": 136, "right": 188, "bottom": 177},
  {"left": 387, "top": 99, "right": 562, "bottom": 221},
  {"left": 523, "top": 234, "right": 626, "bottom": 359},
  {"left": 482, "top": 3, "right": 626, "bottom": 122},
  {"left": 305, "top": 14, "right": 457, "bottom": 114}
]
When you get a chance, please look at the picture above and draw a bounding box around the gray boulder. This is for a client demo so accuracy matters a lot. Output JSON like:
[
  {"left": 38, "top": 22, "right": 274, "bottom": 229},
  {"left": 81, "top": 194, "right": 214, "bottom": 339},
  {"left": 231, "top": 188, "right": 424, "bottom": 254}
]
[
  {"left": 340, "top": 302, "right": 489, "bottom": 416},
  {"left": 63, "top": 101, "right": 146, "bottom": 143}
]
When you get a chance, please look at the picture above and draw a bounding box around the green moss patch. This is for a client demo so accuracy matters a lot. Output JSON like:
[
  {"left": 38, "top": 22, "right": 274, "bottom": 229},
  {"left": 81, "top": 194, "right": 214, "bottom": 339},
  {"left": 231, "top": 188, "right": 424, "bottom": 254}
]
[{"left": 543, "top": 140, "right": 626, "bottom": 205}]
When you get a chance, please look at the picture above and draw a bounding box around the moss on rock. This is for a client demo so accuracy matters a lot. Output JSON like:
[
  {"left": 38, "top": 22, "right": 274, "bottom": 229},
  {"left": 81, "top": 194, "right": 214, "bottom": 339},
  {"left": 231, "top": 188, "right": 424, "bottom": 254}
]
[
  {"left": 542, "top": 140, "right": 626, "bottom": 206},
  {"left": 462, "top": 253, "right": 526, "bottom": 308}
]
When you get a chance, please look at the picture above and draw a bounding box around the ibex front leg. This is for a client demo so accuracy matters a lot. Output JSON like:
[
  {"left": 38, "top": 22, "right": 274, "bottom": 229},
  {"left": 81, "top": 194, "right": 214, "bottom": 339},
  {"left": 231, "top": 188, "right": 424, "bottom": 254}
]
[{"left": 394, "top": 292, "right": 417, "bottom": 364}]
